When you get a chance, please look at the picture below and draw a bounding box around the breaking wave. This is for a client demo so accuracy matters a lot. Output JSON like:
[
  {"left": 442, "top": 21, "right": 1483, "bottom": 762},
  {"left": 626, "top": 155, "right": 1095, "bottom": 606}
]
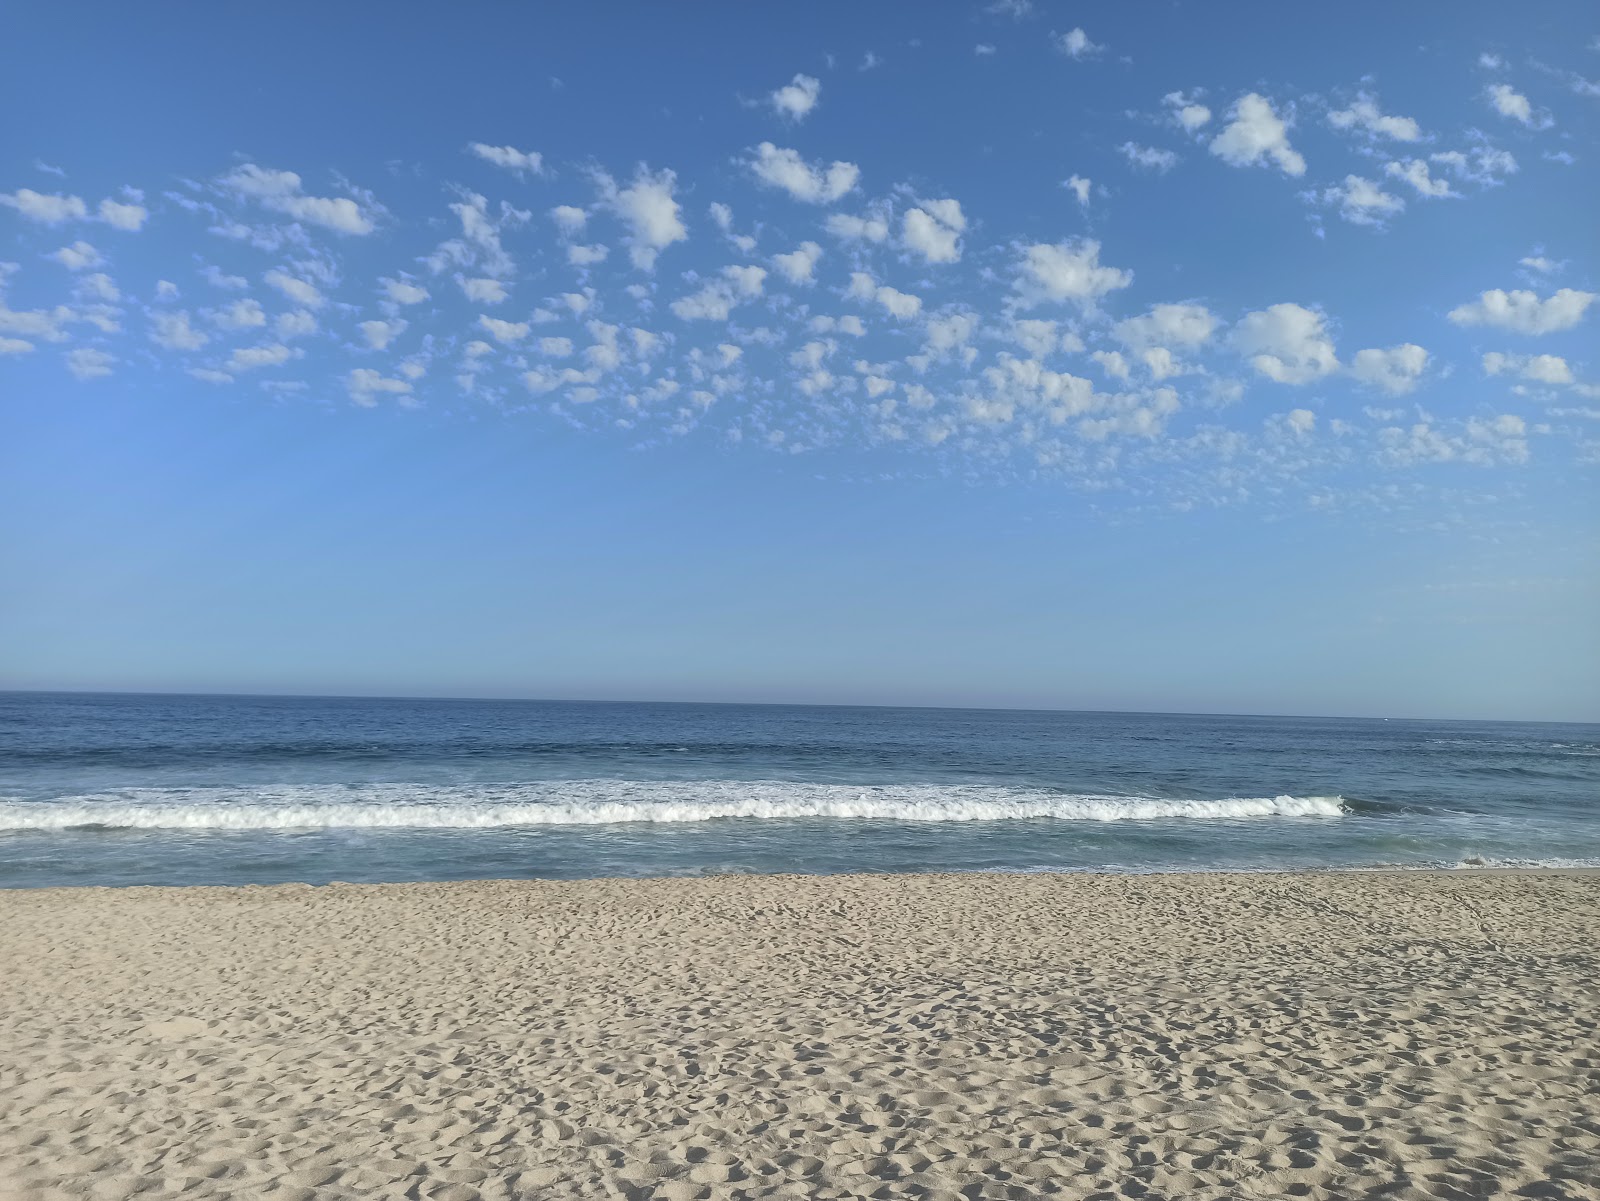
[{"left": 0, "top": 780, "right": 1347, "bottom": 832}]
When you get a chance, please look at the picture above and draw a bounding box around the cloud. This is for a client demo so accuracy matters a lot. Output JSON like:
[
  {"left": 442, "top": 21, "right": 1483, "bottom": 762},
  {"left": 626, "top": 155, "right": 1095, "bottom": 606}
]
[
  {"left": 0, "top": 336, "right": 34, "bottom": 355},
  {"left": 1519, "top": 255, "right": 1560, "bottom": 274},
  {"left": 770, "top": 74, "right": 821, "bottom": 121},
  {"left": 1209, "top": 94, "right": 1306, "bottom": 177},
  {"left": 227, "top": 343, "right": 294, "bottom": 371},
  {"left": 747, "top": 143, "right": 859, "bottom": 204},
  {"left": 1113, "top": 303, "right": 1218, "bottom": 350},
  {"left": 847, "top": 271, "right": 921, "bottom": 319},
  {"left": 98, "top": 197, "right": 148, "bottom": 231},
  {"left": 359, "top": 318, "right": 406, "bottom": 349},
  {"left": 467, "top": 143, "right": 544, "bottom": 175},
  {"left": 826, "top": 210, "right": 890, "bottom": 242},
  {"left": 1349, "top": 343, "right": 1428, "bottom": 394},
  {"left": 1327, "top": 93, "right": 1422, "bottom": 141},
  {"left": 901, "top": 199, "right": 965, "bottom": 264},
  {"left": 51, "top": 241, "right": 102, "bottom": 270},
  {"left": 276, "top": 309, "right": 317, "bottom": 338},
  {"left": 347, "top": 368, "right": 413, "bottom": 406},
  {"left": 1483, "top": 351, "right": 1575, "bottom": 385},
  {"left": 383, "top": 277, "right": 429, "bottom": 304},
  {"left": 550, "top": 205, "right": 587, "bottom": 235},
  {"left": 479, "top": 315, "right": 530, "bottom": 343},
  {"left": 539, "top": 336, "right": 574, "bottom": 357},
  {"left": 771, "top": 240, "right": 823, "bottom": 284},
  {"left": 149, "top": 310, "right": 209, "bottom": 351},
  {"left": 1163, "top": 92, "right": 1212, "bottom": 132},
  {"left": 1316, "top": 175, "right": 1405, "bottom": 226},
  {"left": 1012, "top": 239, "right": 1132, "bottom": 308},
  {"left": 568, "top": 244, "right": 609, "bottom": 266},
  {"left": 975, "top": 43, "right": 997, "bottom": 56},
  {"left": 1383, "top": 159, "right": 1456, "bottom": 198},
  {"left": 1, "top": 189, "right": 89, "bottom": 224},
  {"left": 1232, "top": 303, "right": 1337, "bottom": 383},
  {"left": 1054, "top": 28, "right": 1102, "bottom": 59},
  {"left": 265, "top": 269, "right": 325, "bottom": 308},
  {"left": 1487, "top": 84, "right": 1548, "bottom": 128},
  {"left": 1286, "top": 408, "right": 1316, "bottom": 435},
  {"left": 1120, "top": 143, "right": 1179, "bottom": 172},
  {"left": 599, "top": 167, "right": 687, "bottom": 270},
  {"left": 1429, "top": 143, "right": 1517, "bottom": 187},
  {"left": 1447, "top": 288, "right": 1594, "bottom": 334},
  {"left": 1063, "top": 175, "right": 1091, "bottom": 206},
  {"left": 65, "top": 347, "right": 114, "bottom": 379},
  {"left": 459, "top": 277, "right": 509, "bottom": 303},
  {"left": 213, "top": 298, "right": 266, "bottom": 329},
  {"left": 671, "top": 264, "right": 767, "bottom": 321},
  {"left": 218, "top": 164, "right": 375, "bottom": 235}
]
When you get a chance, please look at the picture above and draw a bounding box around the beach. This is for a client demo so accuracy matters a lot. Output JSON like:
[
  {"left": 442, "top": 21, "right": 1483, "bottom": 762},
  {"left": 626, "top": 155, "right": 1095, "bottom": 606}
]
[{"left": 3, "top": 870, "right": 1598, "bottom": 1201}]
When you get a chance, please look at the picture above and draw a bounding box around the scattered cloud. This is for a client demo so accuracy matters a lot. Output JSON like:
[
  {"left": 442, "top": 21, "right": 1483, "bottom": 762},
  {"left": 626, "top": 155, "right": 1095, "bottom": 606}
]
[
  {"left": 747, "top": 143, "right": 859, "bottom": 204},
  {"left": 1054, "top": 28, "right": 1102, "bottom": 59},
  {"left": 1447, "top": 288, "right": 1594, "bottom": 334},
  {"left": 219, "top": 164, "right": 376, "bottom": 235},
  {"left": 1209, "top": 94, "right": 1306, "bottom": 176},
  {"left": 1349, "top": 343, "right": 1428, "bottom": 394},
  {"left": 598, "top": 167, "right": 687, "bottom": 270},
  {"left": 1232, "top": 303, "right": 1337, "bottom": 383},
  {"left": 467, "top": 143, "right": 544, "bottom": 176},
  {"left": 769, "top": 74, "right": 821, "bottom": 121},
  {"left": 901, "top": 199, "right": 965, "bottom": 264},
  {"left": 1120, "top": 143, "right": 1179, "bottom": 172},
  {"left": 1327, "top": 93, "right": 1422, "bottom": 141},
  {"left": 1012, "top": 240, "right": 1132, "bottom": 308}
]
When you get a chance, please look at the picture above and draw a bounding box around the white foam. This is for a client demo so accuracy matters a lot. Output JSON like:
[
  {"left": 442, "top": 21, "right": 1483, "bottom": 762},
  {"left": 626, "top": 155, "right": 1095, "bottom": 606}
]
[{"left": 0, "top": 781, "right": 1346, "bottom": 832}]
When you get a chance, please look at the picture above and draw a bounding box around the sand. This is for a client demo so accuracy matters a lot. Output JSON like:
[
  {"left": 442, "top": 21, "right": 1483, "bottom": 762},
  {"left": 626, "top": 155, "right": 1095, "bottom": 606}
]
[{"left": 2, "top": 870, "right": 1598, "bottom": 1201}]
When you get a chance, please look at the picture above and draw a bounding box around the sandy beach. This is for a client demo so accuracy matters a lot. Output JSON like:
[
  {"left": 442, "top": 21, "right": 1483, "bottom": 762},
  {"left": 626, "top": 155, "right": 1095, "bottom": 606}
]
[{"left": 2, "top": 870, "right": 1597, "bottom": 1201}]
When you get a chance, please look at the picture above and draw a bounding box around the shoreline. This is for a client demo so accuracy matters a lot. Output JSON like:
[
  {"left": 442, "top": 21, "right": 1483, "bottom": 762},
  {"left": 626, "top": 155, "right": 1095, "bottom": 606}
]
[{"left": 4, "top": 867, "right": 1598, "bottom": 1199}]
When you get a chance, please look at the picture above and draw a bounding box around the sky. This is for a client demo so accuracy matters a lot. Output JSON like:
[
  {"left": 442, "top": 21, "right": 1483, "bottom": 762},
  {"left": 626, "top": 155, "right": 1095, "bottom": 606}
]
[{"left": 0, "top": 2, "right": 1596, "bottom": 721}]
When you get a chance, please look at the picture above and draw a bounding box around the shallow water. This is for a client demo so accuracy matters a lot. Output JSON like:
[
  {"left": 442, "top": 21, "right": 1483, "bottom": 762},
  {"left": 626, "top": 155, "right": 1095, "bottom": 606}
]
[{"left": 1, "top": 692, "right": 1596, "bottom": 886}]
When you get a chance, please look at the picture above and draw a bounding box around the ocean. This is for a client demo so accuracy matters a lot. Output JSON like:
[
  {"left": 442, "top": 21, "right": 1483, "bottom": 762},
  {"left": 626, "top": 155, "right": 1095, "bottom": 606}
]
[{"left": 1, "top": 691, "right": 1596, "bottom": 888}]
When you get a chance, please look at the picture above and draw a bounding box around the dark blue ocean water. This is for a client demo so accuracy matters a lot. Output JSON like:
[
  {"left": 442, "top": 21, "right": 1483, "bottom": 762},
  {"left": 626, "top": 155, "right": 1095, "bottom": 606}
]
[{"left": 0, "top": 692, "right": 1596, "bottom": 887}]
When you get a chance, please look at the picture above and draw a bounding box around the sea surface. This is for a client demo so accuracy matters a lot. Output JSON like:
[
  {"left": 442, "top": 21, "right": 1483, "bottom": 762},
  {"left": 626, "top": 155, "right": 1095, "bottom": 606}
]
[{"left": 1, "top": 692, "right": 1596, "bottom": 888}]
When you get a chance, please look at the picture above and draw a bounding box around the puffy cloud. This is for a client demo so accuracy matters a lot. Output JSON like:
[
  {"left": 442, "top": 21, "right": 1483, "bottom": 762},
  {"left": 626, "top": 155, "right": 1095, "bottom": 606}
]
[
  {"left": 98, "top": 197, "right": 148, "bottom": 231},
  {"left": 771, "top": 240, "right": 822, "bottom": 284},
  {"left": 550, "top": 205, "right": 588, "bottom": 235},
  {"left": 1113, "top": 303, "right": 1217, "bottom": 350},
  {"left": 1209, "top": 94, "right": 1306, "bottom": 177},
  {"left": 265, "top": 269, "right": 325, "bottom": 308},
  {"left": 1286, "top": 408, "right": 1316, "bottom": 435},
  {"left": 227, "top": 342, "right": 294, "bottom": 371},
  {"left": 467, "top": 143, "right": 544, "bottom": 175},
  {"left": 1232, "top": 303, "right": 1337, "bottom": 384},
  {"left": 1384, "top": 159, "right": 1456, "bottom": 198},
  {"left": 1378, "top": 415, "right": 1528, "bottom": 466},
  {"left": 65, "top": 347, "right": 114, "bottom": 379},
  {"left": 1063, "top": 175, "right": 1091, "bottom": 206},
  {"left": 276, "top": 309, "right": 317, "bottom": 338},
  {"left": 479, "top": 314, "right": 530, "bottom": 343},
  {"left": 347, "top": 368, "right": 413, "bottom": 406},
  {"left": 1163, "top": 92, "right": 1211, "bottom": 132},
  {"left": 383, "top": 277, "right": 429, "bottom": 305},
  {"left": 0, "top": 336, "right": 33, "bottom": 355},
  {"left": 1447, "top": 288, "right": 1594, "bottom": 334},
  {"left": 825, "top": 210, "right": 890, "bottom": 242},
  {"left": 568, "top": 244, "right": 609, "bottom": 266},
  {"left": 1119, "top": 143, "right": 1179, "bottom": 172},
  {"left": 1483, "top": 351, "right": 1575, "bottom": 385},
  {"left": 1316, "top": 175, "right": 1405, "bottom": 226},
  {"left": 0, "top": 297, "right": 73, "bottom": 342},
  {"left": 1429, "top": 144, "right": 1517, "bottom": 187},
  {"left": 847, "top": 271, "right": 922, "bottom": 319},
  {"left": 1054, "top": 28, "right": 1102, "bottom": 59},
  {"left": 52, "top": 241, "right": 103, "bottom": 270},
  {"left": 201, "top": 265, "right": 248, "bottom": 289},
  {"left": 75, "top": 272, "right": 119, "bottom": 302},
  {"left": 770, "top": 74, "right": 821, "bottom": 121},
  {"left": 1, "top": 189, "right": 88, "bottom": 224},
  {"left": 149, "top": 310, "right": 209, "bottom": 351},
  {"left": 1012, "top": 239, "right": 1132, "bottom": 308},
  {"left": 901, "top": 199, "right": 965, "bottom": 264},
  {"left": 359, "top": 318, "right": 406, "bottom": 349},
  {"left": 213, "top": 298, "right": 266, "bottom": 329},
  {"left": 1349, "top": 343, "right": 1428, "bottom": 394},
  {"left": 599, "top": 167, "right": 687, "bottom": 270},
  {"left": 924, "top": 312, "right": 977, "bottom": 355},
  {"left": 460, "top": 277, "right": 509, "bottom": 303},
  {"left": 1091, "top": 349, "right": 1130, "bottom": 380},
  {"left": 1487, "top": 84, "right": 1546, "bottom": 127},
  {"left": 1008, "top": 318, "right": 1075, "bottom": 357},
  {"left": 747, "top": 143, "right": 859, "bottom": 204},
  {"left": 670, "top": 264, "right": 767, "bottom": 321},
  {"left": 1519, "top": 256, "right": 1560, "bottom": 275},
  {"left": 218, "top": 164, "right": 375, "bottom": 235},
  {"left": 539, "top": 336, "right": 574, "bottom": 357},
  {"left": 1327, "top": 93, "right": 1422, "bottom": 141}
]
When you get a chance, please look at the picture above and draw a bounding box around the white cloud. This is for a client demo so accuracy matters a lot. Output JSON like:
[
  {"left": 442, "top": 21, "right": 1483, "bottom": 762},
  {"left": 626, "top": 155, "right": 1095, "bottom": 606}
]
[
  {"left": 902, "top": 199, "right": 965, "bottom": 264},
  {"left": 748, "top": 143, "right": 859, "bottom": 204},
  {"left": 1378, "top": 415, "right": 1528, "bottom": 466},
  {"left": 213, "top": 298, "right": 266, "bottom": 329},
  {"left": 847, "top": 271, "right": 922, "bottom": 320},
  {"left": 1384, "top": 159, "right": 1456, "bottom": 198},
  {"left": 1113, "top": 303, "right": 1218, "bottom": 350},
  {"left": 975, "top": 43, "right": 997, "bottom": 56},
  {"left": 187, "top": 367, "right": 233, "bottom": 385},
  {"left": 1429, "top": 144, "right": 1517, "bottom": 187},
  {"left": 825, "top": 210, "right": 890, "bottom": 242},
  {"left": 265, "top": 269, "right": 325, "bottom": 308},
  {"left": 600, "top": 167, "right": 687, "bottom": 270},
  {"left": 1447, "top": 288, "right": 1595, "bottom": 334},
  {"left": 460, "top": 277, "right": 509, "bottom": 304},
  {"left": 1327, "top": 93, "right": 1422, "bottom": 141},
  {"left": 550, "top": 205, "right": 588, "bottom": 235},
  {"left": 568, "top": 244, "right": 609, "bottom": 266},
  {"left": 52, "top": 241, "right": 102, "bottom": 270},
  {"left": 1091, "top": 350, "right": 1130, "bottom": 380},
  {"left": 1487, "top": 84, "right": 1548, "bottom": 127},
  {"left": 479, "top": 315, "right": 530, "bottom": 343},
  {"left": 1519, "top": 255, "right": 1560, "bottom": 275},
  {"left": 539, "top": 336, "right": 574, "bottom": 357},
  {"left": 1009, "top": 318, "right": 1074, "bottom": 357},
  {"left": 1120, "top": 143, "right": 1179, "bottom": 172},
  {"left": 201, "top": 265, "right": 248, "bottom": 289},
  {"left": 227, "top": 343, "right": 293, "bottom": 371},
  {"left": 359, "top": 318, "right": 406, "bottom": 349},
  {"left": 1013, "top": 239, "right": 1132, "bottom": 308},
  {"left": 98, "top": 197, "right": 148, "bottom": 231},
  {"left": 1063, "top": 175, "right": 1091, "bottom": 206},
  {"left": 1318, "top": 175, "right": 1405, "bottom": 226},
  {"left": 1163, "top": 92, "right": 1212, "bottom": 132},
  {"left": 467, "top": 143, "right": 544, "bottom": 175},
  {"left": 65, "top": 347, "right": 114, "bottom": 379},
  {"left": 671, "top": 264, "right": 767, "bottom": 321},
  {"left": 770, "top": 74, "right": 821, "bottom": 121},
  {"left": 1232, "top": 303, "right": 1337, "bottom": 383},
  {"left": 1, "top": 189, "right": 88, "bottom": 224},
  {"left": 1287, "top": 408, "right": 1316, "bottom": 435},
  {"left": 1209, "top": 94, "right": 1306, "bottom": 176},
  {"left": 1055, "top": 28, "right": 1102, "bottom": 59},
  {"left": 1350, "top": 343, "right": 1428, "bottom": 394},
  {"left": 219, "top": 164, "right": 375, "bottom": 235},
  {"left": 1483, "top": 351, "right": 1576, "bottom": 385},
  {"left": 75, "top": 272, "right": 119, "bottom": 302},
  {"left": 924, "top": 312, "right": 977, "bottom": 355},
  {"left": 347, "top": 368, "right": 413, "bottom": 406},
  {"left": 0, "top": 336, "right": 34, "bottom": 355},
  {"left": 771, "top": 240, "right": 823, "bottom": 284},
  {"left": 276, "top": 309, "right": 317, "bottom": 338},
  {"left": 149, "top": 310, "right": 208, "bottom": 351},
  {"left": 383, "top": 277, "right": 429, "bottom": 304}
]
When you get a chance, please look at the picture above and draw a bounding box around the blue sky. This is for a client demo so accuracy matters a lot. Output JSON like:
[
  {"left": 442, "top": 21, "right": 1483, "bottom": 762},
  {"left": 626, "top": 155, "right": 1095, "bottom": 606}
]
[{"left": 1, "top": 2, "right": 1596, "bottom": 720}]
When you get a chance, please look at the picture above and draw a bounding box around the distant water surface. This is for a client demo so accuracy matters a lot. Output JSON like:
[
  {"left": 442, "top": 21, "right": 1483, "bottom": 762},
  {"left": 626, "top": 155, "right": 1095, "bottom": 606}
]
[{"left": 0, "top": 692, "right": 1595, "bottom": 887}]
